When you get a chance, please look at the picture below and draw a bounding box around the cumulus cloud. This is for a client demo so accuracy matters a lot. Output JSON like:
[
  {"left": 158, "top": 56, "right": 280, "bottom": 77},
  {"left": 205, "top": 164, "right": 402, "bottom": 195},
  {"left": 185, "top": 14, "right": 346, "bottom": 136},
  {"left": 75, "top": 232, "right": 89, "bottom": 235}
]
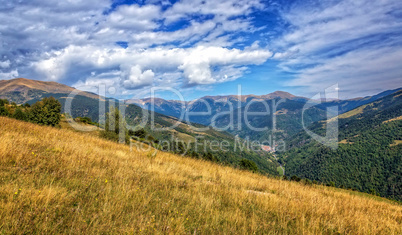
[
  {"left": 0, "top": 60, "right": 10, "bottom": 69},
  {"left": 106, "top": 4, "right": 160, "bottom": 31},
  {"left": 0, "top": 69, "right": 19, "bottom": 80},
  {"left": 0, "top": 0, "right": 273, "bottom": 96},
  {"left": 121, "top": 65, "right": 155, "bottom": 89},
  {"left": 179, "top": 46, "right": 271, "bottom": 85},
  {"left": 33, "top": 45, "right": 272, "bottom": 90}
]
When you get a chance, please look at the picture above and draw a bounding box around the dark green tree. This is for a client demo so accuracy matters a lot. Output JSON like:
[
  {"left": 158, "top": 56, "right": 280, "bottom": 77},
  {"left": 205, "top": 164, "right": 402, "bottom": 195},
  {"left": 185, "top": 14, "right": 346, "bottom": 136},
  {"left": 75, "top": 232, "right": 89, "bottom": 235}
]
[
  {"left": 103, "top": 107, "right": 129, "bottom": 143},
  {"left": 0, "top": 106, "right": 9, "bottom": 116},
  {"left": 0, "top": 99, "right": 9, "bottom": 107},
  {"left": 28, "top": 97, "right": 61, "bottom": 126},
  {"left": 239, "top": 159, "right": 258, "bottom": 173},
  {"left": 12, "top": 108, "right": 27, "bottom": 121},
  {"left": 203, "top": 152, "right": 219, "bottom": 162},
  {"left": 105, "top": 107, "right": 127, "bottom": 134},
  {"left": 128, "top": 129, "right": 146, "bottom": 138}
]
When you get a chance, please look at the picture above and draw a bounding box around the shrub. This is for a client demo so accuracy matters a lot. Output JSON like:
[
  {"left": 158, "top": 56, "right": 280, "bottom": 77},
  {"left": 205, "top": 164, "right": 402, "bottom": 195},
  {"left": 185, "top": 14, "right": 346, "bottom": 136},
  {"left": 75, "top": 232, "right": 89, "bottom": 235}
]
[
  {"left": 12, "top": 108, "right": 27, "bottom": 121},
  {"left": 0, "top": 99, "right": 9, "bottom": 107},
  {"left": 0, "top": 106, "right": 10, "bottom": 116},
  {"left": 327, "top": 181, "right": 336, "bottom": 187},
  {"left": 28, "top": 97, "right": 61, "bottom": 126},
  {"left": 290, "top": 175, "right": 301, "bottom": 182},
  {"left": 203, "top": 152, "right": 219, "bottom": 162},
  {"left": 239, "top": 159, "right": 258, "bottom": 173},
  {"left": 100, "top": 130, "right": 130, "bottom": 144},
  {"left": 76, "top": 116, "right": 93, "bottom": 124}
]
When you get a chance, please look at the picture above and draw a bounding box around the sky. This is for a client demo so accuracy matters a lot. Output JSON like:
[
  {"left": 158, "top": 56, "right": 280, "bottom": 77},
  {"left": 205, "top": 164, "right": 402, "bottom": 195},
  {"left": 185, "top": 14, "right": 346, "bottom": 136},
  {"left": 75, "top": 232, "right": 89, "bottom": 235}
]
[{"left": 0, "top": 0, "right": 401, "bottom": 100}]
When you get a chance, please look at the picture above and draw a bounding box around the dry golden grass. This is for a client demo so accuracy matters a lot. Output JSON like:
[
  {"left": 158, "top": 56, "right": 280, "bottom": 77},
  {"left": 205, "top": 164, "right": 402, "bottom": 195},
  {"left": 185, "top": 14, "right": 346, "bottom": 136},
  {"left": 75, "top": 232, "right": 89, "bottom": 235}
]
[
  {"left": 0, "top": 116, "right": 401, "bottom": 234},
  {"left": 338, "top": 139, "right": 353, "bottom": 144},
  {"left": 390, "top": 140, "right": 402, "bottom": 147},
  {"left": 383, "top": 116, "right": 402, "bottom": 124}
]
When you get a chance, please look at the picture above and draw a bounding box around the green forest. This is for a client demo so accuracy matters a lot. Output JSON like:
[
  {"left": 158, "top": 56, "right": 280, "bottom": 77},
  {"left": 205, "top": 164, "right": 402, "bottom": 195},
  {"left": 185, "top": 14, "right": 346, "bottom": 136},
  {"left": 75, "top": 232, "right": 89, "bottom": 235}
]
[{"left": 280, "top": 90, "right": 402, "bottom": 201}]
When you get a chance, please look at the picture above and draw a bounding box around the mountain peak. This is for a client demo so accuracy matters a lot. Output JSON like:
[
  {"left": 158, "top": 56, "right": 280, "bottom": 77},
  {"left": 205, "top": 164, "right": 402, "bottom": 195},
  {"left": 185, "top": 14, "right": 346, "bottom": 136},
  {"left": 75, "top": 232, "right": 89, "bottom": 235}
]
[
  {"left": 0, "top": 78, "right": 74, "bottom": 93},
  {"left": 261, "top": 91, "right": 296, "bottom": 99},
  {"left": 0, "top": 77, "right": 99, "bottom": 103}
]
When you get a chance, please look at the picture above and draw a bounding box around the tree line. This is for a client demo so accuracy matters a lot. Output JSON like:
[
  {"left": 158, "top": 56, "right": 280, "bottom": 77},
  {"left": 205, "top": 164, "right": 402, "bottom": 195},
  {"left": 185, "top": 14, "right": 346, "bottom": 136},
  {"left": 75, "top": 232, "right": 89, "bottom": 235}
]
[{"left": 0, "top": 97, "right": 61, "bottom": 127}]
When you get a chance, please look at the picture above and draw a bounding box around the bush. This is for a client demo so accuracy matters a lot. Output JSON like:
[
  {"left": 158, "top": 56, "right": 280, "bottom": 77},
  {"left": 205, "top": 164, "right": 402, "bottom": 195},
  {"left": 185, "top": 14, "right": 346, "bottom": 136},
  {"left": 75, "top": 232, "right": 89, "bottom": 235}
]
[
  {"left": 239, "top": 159, "right": 258, "bottom": 173},
  {"left": 203, "top": 152, "right": 220, "bottom": 163},
  {"left": 128, "top": 129, "right": 146, "bottom": 138},
  {"left": 327, "top": 181, "right": 336, "bottom": 187},
  {"left": 0, "top": 99, "right": 9, "bottom": 107},
  {"left": 28, "top": 97, "right": 61, "bottom": 126},
  {"left": 290, "top": 175, "right": 301, "bottom": 182},
  {"left": 100, "top": 130, "right": 130, "bottom": 144},
  {"left": 12, "top": 108, "right": 27, "bottom": 121},
  {"left": 0, "top": 106, "right": 10, "bottom": 116},
  {"left": 76, "top": 116, "right": 93, "bottom": 124}
]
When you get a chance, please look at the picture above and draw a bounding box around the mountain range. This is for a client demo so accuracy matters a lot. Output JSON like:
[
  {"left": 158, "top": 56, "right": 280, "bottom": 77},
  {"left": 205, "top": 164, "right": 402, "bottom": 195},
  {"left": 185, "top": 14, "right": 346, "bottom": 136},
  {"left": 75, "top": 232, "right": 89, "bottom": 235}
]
[{"left": 128, "top": 86, "right": 402, "bottom": 142}]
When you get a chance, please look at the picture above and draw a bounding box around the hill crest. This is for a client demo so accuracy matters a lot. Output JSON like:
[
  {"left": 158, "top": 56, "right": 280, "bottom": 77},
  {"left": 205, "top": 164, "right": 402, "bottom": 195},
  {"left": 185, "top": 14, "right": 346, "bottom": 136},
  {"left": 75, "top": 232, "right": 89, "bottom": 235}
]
[{"left": 0, "top": 78, "right": 100, "bottom": 102}]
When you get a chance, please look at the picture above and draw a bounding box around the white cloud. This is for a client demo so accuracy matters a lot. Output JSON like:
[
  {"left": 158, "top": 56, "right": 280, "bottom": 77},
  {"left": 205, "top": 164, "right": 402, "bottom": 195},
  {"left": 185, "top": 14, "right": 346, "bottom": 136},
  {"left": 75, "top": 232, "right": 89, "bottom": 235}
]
[
  {"left": 163, "top": 0, "right": 263, "bottom": 24},
  {"left": 0, "top": 0, "right": 272, "bottom": 94},
  {"left": 104, "top": 4, "right": 161, "bottom": 31},
  {"left": 0, "top": 60, "right": 10, "bottom": 69},
  {"left": 273, "top": 0, "right": 402, "bottom": 97},
  {"left": 121, "top": 65, "right": 155, "bottom": 89},
  {"left": 73, "top": 70, "right": 121, "bottom": 94},
  {"left": 179, "top": 46, "right": 272, "bottom": 84},
  {"left": 0, "top": 69, "right": 18, "bottom": 80},
  {"left": 35, "top": 57, "right": 68, "bottom": 81},
  {"left": 33, "top": 44, "right": 272, "bottom": 91}
]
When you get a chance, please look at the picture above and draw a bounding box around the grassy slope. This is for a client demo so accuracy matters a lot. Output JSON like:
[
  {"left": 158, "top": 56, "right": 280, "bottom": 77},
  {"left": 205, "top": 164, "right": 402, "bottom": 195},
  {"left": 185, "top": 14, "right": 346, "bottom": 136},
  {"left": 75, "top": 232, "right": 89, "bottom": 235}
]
[{"left": 0, "top": 117, "right": 401, "bottom": 234}]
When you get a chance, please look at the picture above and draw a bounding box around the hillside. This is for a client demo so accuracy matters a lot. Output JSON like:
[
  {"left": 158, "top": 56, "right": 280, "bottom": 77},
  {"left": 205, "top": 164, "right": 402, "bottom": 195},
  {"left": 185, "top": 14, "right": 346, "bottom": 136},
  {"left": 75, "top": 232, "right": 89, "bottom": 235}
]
[
  {"left": 0, "top": 78, "right": 100, "bottom": 103},
  {"left": 0, "top": 116, "right": 401, "bottom": 234},
  {"left": 281, "top": 89, "right": 402, "bottom": 200},
  {"left": 0, "top": 78, "right": 109, "bottom": 122},
  {"left": 123, "top": 104, "right": 279, "bottom": 175}
]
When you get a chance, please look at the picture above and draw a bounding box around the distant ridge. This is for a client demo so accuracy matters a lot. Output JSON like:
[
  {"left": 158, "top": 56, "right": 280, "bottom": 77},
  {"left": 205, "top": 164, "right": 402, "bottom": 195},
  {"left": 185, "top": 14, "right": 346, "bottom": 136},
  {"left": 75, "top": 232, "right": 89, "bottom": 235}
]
[
  {"left": 128, "top": 90, "right": 301, "bottom": 105},
  {"left": 0, "top": 78, "right": 74, "bottom": 94},
  {"left": 0, "top": 78, "right": 100, "bottom": 103}
]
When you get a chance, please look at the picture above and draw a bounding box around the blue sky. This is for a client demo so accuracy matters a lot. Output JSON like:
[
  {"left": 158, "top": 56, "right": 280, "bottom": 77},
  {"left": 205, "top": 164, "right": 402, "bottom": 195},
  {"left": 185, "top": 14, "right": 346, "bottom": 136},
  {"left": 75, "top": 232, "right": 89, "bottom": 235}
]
[{"left": 0, "top": 0, "right": 401, "bottom": 100}]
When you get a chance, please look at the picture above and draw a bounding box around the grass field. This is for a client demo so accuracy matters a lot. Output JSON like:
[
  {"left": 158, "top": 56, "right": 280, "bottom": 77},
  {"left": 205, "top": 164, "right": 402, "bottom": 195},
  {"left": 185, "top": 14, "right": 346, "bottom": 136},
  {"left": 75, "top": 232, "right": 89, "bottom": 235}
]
[{"left": 0, "top": 117, "right": 401, "bottom": 234}]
